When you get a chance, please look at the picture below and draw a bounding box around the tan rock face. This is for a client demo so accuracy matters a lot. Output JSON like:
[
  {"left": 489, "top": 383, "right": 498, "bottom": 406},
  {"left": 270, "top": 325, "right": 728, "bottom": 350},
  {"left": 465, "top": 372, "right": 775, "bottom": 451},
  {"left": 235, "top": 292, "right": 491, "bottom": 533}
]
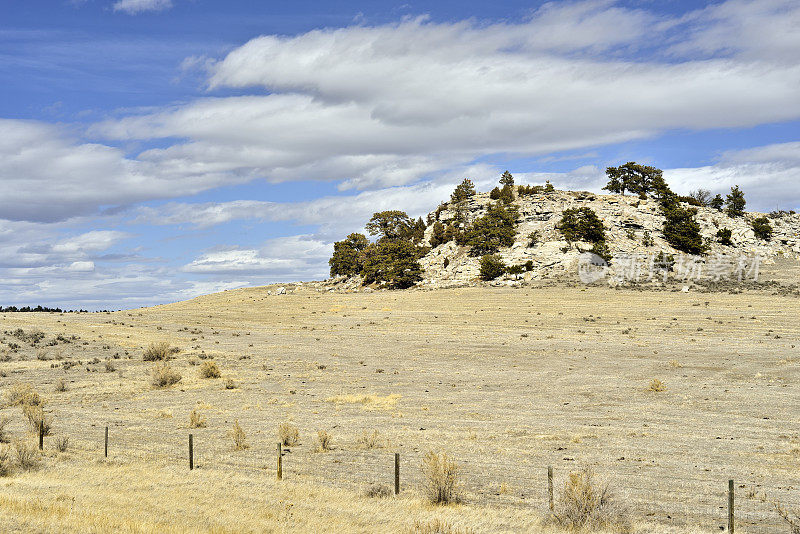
[{"left": 416, "top": 190, "right": 800, "bottom": 288}]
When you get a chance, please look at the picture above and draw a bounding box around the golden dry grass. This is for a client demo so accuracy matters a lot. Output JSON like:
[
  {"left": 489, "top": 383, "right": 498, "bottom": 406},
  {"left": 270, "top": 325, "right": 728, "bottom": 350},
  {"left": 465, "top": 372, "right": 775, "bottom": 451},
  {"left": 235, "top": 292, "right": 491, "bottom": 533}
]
[{"left": 0, "top": 276, "right": 798, "bottom": 532}]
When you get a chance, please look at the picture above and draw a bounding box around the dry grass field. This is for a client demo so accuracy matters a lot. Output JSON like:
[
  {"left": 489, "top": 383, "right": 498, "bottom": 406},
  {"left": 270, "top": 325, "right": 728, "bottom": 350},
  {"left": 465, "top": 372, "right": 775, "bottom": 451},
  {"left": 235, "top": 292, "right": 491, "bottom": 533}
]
[{"left": 1, "top": 267, "right": 799, "bottom": 533}]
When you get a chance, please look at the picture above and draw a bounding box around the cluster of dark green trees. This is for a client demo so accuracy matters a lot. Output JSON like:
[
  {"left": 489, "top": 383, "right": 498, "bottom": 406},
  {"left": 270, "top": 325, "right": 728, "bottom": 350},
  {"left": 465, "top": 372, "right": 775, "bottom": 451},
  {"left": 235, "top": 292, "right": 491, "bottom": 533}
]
[
  {"left": 602, "top": 162, "right": 765, "bottom": 254},
  {"left": 328, "top": 211, "right": 427, "bottom": 289},
  {"left": 329, "top": 163, "right": 768, "bottom": 289}
]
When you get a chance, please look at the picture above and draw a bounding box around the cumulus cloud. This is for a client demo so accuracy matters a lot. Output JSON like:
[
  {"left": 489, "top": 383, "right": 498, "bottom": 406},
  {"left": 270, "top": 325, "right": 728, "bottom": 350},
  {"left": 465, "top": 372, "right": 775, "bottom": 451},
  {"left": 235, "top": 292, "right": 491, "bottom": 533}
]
[
  {"left": 0, "top": 119, "right": 249, "bottom": 222},
  {"left": 113, "top": 0, "right": 173, "bottom": 15},
  {"left": 88, "top": 0, "right": 800, "bottom": 196},
  {"left": 183, "top": 235, "right": 331, "bottom": 279}
]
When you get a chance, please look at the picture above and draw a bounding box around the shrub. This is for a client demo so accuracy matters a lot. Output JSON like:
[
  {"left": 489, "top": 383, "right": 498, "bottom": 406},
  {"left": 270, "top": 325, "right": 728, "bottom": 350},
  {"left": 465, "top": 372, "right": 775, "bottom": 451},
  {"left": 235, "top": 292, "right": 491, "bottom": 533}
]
[
  {"left": 358, "top": 430, "right": 382, "bottom": 449},
  {"left": 524, "top": 260, "right": 534, "bottom": 272},
  {"left": 23, "top": 404, "right": 52, "bottom": 436},
  {"left": 55, "top": 436, "right": 69, "bottom": 452},
  {"left": 189, "top": 409, "right": 206, "bottom": 428},
  {"left": 558, "top": 208, "right": 606, "bottom": 243},
  {"left": 104, "top": 360, "right": 116, "bottom": 373},
  {"left": 232, "top": 419, "right": 248, "bottom": 450},
  {"left": 224, "top": 377, "right": 237, "bottom": 389},
  {"left": 774, "top": 501, "right": 800, "bottom": 533},
  {"left": 552, "top": 468, "right": 630, "bottom": 533},
  {"left": 710, "top": 194, "right": 724, "bottom": 211},
  {"left": 527, "top": 230, "right": 540, "bottom": 247},
  {"left": 409, "top": 519, "right": 474, "bottom": 534},
  {"left": 0, "top": 416, "right": 10, "bottom": 443},
  {"left": 641, "top": 230, "right": 654, "bottom": 247},
  {"left": 5, "top": 383, "right": 41, "bottom": 407},
  {"left": 0, "top": 445, "right": 11, "bottom": 476},
  {"left": 151, "top": 363, "right": 181, "bottom": 388},
  {"left": 54, "top": 378, "right": 68, "bottom": 392},
  {"left": 648, "top": 379, "right": 666, "bottom": 392},
  {"left": 199, "top": 361, "right": 221, "bottom": 379},
  {"left": 751, "top": 216, "right": 773, "bottom": 241},
  {"left": 278, "top": 422, "right": 299, "bottom": 446},
  {"left": 422, "top": 451, "right": 462, "bottom": 504},
  {"left": 316, "top": 430, "right": 332, "bottom": 452},
  {"left": 365, "top": 483, "right": 393, "bottom": 498},
  {"left": 14, "top": 440, "right": 38, "bottom": 470},
  {"left": 716, "top": 228, "right": 733, "bottom": 246},
  {"left": 143, "top": 342, "right": 175, "bottom": 361},
  {"left": 479, "top": 255, "right": 506, "bottom": 281}
]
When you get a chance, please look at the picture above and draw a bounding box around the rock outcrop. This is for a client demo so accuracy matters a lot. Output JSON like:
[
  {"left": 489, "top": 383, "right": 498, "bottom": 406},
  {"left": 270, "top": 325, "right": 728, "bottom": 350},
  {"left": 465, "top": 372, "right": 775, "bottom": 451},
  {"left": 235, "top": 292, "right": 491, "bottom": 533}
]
[{"left": 415, "top": 190, "right": 800, "bottom": 288}]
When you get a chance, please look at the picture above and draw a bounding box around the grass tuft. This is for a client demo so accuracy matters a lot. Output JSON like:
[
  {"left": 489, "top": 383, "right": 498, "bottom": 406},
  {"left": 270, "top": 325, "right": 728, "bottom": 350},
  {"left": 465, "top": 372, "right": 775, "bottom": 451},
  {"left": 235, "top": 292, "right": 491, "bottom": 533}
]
[
  {"left": 422, "top": 451, "right": 462, "bottom": 504},
  {"left": 232, "top": 419, "right": 248, "bottom": 450},
  {"left": 199, "top": 361, "right": 221, "bottom": 378},
  {"left": 151, "top": 363, "right": 182, "bottom": 388},
  {"left": 552, "top": 467, "right": 631, "bottom": 533},
  {"left": 143, "top": 342, "right": 177, "bottom": 361},
  {"left": 316, "top": 430, "right": 332, "bottom": 452},
  {"left": 278, "top": 422, "right": 299, "bottom": 446}
]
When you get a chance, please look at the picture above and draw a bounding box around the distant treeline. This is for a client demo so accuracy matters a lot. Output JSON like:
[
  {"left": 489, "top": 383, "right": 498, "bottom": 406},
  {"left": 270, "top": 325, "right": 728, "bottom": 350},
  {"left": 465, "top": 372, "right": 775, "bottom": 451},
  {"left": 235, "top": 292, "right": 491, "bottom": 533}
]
[{"left": 0, "top": 305, "right": 105, "bottom": 313}]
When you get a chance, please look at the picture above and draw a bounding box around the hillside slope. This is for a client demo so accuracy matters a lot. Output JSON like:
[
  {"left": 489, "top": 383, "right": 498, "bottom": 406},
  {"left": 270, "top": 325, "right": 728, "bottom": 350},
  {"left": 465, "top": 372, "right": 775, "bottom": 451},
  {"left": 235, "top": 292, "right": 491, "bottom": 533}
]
[{"left": 413, "top": 189, "right": 800, "bottom": 288}]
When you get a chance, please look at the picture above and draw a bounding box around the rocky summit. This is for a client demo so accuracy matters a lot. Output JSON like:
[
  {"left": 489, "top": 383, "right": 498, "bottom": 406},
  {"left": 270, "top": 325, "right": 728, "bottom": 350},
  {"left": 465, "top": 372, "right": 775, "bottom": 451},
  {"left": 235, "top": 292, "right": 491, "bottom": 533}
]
[{"left": 328, "top": 188, "right": 800, "bottom": 291}]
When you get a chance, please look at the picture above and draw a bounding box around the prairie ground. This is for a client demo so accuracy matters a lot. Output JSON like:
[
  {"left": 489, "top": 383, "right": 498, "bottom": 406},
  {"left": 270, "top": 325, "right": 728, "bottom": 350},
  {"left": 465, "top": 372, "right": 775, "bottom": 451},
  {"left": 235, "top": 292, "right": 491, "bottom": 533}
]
[{"left": 1, "top": 266, "right": 799, "bottom": 533}]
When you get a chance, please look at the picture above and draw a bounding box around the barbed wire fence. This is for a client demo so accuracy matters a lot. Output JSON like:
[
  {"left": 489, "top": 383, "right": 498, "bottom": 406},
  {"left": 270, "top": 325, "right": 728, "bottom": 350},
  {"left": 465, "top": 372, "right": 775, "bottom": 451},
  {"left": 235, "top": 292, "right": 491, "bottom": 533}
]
[{"left": 26, "top": 421, "right": 800, "bottom": 532}]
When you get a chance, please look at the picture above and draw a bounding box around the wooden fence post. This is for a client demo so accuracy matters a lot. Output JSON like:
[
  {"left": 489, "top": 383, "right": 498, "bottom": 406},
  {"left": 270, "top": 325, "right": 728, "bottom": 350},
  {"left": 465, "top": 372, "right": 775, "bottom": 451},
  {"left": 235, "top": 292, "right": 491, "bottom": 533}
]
[
  {"left": 548, "top": 465, "right": 554, "bottom": 511},
  {"left": 394, "top": 452, "right": 400, "bottom": 495},
  {"left": 728, "top": 479, "right": 734, "bottom": 533},
  {"left": 104, "top": 426, "right": 108, "bottom": 458},
  {"left": 277, "top": 443, "right": 283, "bottom": 480},
  {"left": 189, "top": 434, "right": 194, "bottom": 470},
  {"left": 38, "top": 421, "right": 44, "bottom": 450}
]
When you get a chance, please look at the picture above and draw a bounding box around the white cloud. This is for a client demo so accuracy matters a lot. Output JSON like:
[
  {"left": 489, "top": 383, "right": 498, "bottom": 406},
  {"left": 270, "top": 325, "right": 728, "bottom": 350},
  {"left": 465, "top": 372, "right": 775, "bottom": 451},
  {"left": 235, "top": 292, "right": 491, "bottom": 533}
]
[
  {"left": 183, "top": 235, "right": 331, "bottom": 278},
  {"left": 67, "top": 261, "right": 96, "bottom": 272},
  {"left": 0, "top": 119, "right": 249, "bottom": 222},
  {"left": 52, "top": 230, "right": 130, "bottom": 254},
  {"left": 89, "top": 0, "right": 800, "bottom": 195},
  {"left": 113, "top": 0, "right": 172, "bottom": 15}
]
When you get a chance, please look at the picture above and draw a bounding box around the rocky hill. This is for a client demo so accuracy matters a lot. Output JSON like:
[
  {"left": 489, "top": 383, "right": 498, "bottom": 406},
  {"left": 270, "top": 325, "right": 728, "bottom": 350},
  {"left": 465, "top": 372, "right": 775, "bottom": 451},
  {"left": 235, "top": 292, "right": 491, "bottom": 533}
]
[{"left": 329, "top": 188, "right": 800, "bottom": 291}]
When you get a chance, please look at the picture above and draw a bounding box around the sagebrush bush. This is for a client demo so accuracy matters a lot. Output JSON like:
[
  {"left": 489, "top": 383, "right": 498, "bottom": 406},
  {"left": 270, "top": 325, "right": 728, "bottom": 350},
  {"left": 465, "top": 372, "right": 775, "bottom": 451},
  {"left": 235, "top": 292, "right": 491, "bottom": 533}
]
[
  {"left": 55, "top": 436, "right": 69, "bottom": 452},
  {"left": 143, "top": 341, "right": 176, "bottom": 361},
  {"left": 0, "top": 445, "right": 12, "bottom": 476},
  {"left": 199, "top": 360, "right": 221, "bottom": 378},
  {"left": 189, "top": 409, "right": 206, "bottom": 428},
  {"left": 151, "top": 363, "right": 182, "bottom": 388},
  {"left": 365, "top": 483, "right": 392, "bottom": 498},
  {"left": 408, "top": 519, "right": 474, "bottom": 534},
  {"left": 648, "top": 379, "right": 666, "bottom": 392},
  {"left": 54, "top": 378, "right": 67, "bottom": 392},
  {"left": 5, "top": 383, "right": 41, "bottom": 407},
  {"left": 422, "top": 451, "right": 462, "bottom": 504},
  {"left": 23, "top": 403, "right": 52, "bottom": 436},
  {"left": 552, "top": 468, "right": 631, "bottom": 533},
  {"left": 316, "top": 430, "right": 332, "bottom": 452},
  {"left": 0, "top": 416, "right": 10, "bottom": 443},
  {"left": 232, "top": 419, "right": 248, "bottom": 450},
  {"left": 224, "top": 377, "right": 237, "bottom": 389},
  {"left": 358, "top": 429, "right": 382, "bottom": 449},
  {"left": 14, "top": 440, "right": 38, "bottom": 470},
  {"left": 278, "top": 422, "right": 299, "bottom": 446}
]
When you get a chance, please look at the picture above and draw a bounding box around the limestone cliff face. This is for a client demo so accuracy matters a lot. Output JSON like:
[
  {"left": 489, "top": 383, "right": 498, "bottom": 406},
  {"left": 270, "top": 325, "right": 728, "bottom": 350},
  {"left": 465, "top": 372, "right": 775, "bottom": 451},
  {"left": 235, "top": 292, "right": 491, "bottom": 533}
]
[{"left": 417, "top": 190, "right": 800, "bottom": 287}]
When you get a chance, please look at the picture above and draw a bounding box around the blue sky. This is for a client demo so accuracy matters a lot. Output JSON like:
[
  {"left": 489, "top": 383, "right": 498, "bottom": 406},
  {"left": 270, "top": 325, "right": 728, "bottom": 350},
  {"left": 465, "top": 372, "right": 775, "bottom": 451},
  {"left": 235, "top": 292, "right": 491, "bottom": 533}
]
[{"left": 1, "top": 0, "right": 799, "bottom": 310}]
